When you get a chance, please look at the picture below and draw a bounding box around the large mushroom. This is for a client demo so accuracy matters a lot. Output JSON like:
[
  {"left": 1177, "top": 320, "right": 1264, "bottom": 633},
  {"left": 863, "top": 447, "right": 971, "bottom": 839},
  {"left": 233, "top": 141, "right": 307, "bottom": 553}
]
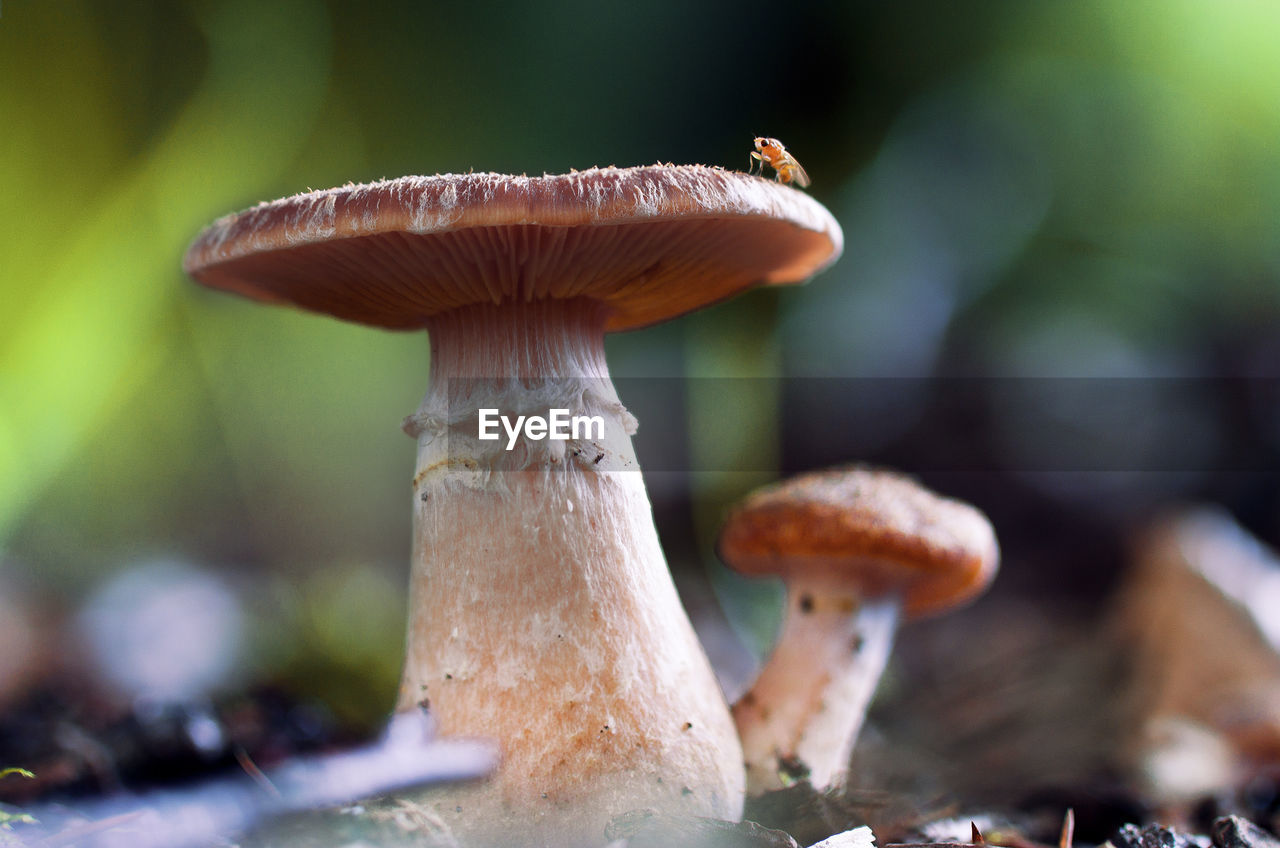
[
  {"left": 718, "top": 467, "right": 999, "bottom": 795},
  {"left": 183, "top": 166, "right": 842, "bottom": 847}
]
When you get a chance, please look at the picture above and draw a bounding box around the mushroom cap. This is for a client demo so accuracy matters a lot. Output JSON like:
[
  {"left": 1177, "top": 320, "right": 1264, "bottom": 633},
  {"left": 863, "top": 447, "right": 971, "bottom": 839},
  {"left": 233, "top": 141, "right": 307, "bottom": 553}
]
[
  {"left": 717, "top": 468, "right": 999, "bottom": 619},
  {"left": 183, "top": 165, "right": 843, "bottom": 332}
]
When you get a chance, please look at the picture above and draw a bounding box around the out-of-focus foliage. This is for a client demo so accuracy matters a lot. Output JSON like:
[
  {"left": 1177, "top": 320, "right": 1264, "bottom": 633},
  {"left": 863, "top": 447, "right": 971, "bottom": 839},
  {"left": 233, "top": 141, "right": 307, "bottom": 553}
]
[
  {"left": 0, "top": 767, "right": 35, "bottom": 838},
  {"left": 2, "top": 1, "right": 1278, "bottom": 722}
]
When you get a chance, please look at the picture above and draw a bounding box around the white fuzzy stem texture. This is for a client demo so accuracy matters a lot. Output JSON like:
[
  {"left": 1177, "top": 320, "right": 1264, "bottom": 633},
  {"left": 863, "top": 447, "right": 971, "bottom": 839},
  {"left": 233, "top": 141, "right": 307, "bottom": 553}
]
[
  {"left": 733, "top": 583, "right": 899, "bottom": 794},
  {"left": 397, "top": 299, "right": 743, "bottom": 848}
]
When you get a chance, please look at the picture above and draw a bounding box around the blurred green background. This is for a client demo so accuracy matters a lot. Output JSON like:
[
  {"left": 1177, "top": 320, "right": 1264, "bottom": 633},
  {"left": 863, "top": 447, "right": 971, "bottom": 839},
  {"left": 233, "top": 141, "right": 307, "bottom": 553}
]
[{"left": 3, "top": 0, "right": 1280, "bottom": 734}]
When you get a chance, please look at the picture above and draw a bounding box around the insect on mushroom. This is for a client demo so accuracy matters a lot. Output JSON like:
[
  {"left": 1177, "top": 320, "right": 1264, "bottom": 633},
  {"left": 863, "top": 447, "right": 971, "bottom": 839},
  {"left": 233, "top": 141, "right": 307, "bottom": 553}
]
[{"left": 749, "top": 136, "right": 811, "bottom": 188}]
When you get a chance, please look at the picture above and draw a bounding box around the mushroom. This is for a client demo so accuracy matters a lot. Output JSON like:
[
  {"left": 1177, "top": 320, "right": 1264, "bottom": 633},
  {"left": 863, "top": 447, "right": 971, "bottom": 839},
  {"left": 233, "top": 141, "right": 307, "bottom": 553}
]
[
  {"left": 183, "top": 166, "right": 842, "bottom": 846},
  {"left": 717, "top": 467, "right": 999, "bottom": 795},
  {"left": 1116, "top": 507, "right": 1280, "bottom": 799}
]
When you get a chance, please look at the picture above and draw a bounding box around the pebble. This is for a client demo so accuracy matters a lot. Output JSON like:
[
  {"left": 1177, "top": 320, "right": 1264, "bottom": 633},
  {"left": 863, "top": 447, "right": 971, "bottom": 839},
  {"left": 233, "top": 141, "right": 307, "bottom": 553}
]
[
  {"left": 1110, "top": 823, "right": 1211, "bottom": 848},
  {"left": 1212, "top": 816, "right": 1280, "bottom": 848}
]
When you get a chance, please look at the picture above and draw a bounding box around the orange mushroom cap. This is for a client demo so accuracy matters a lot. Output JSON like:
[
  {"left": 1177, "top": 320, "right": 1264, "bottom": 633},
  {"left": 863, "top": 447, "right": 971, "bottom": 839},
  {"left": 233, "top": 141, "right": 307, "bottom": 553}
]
[
  {"left": 182, "top": 165, "right": 842, "bottom": 332},
  {"left": 718, "top": 467, "right": 999, "bottom": 619}
]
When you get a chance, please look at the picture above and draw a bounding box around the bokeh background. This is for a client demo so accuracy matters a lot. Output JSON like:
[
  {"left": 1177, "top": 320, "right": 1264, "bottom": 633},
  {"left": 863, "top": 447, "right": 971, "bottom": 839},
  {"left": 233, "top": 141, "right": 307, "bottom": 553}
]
[{"left": 3, "top": 0, "right": 1280, "bottom": 811}]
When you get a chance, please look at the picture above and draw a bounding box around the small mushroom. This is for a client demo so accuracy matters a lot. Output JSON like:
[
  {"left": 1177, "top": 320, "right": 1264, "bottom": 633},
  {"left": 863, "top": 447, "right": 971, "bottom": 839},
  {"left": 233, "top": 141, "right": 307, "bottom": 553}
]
[
  {"left": 184, "top": 166, "right": 842, "bottom": 846},
  {"left": 718, "top": 467, "right": 999, "bottom": 795}
]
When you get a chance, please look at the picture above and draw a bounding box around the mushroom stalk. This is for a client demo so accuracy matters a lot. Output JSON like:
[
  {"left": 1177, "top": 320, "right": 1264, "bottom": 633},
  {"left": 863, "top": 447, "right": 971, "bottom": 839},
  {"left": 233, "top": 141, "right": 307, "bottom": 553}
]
[
  {"left": 398, "top": 298, "right": 743, "bottom": 846},
  {"left": 733, "top": 582, "right": 898, "bottom": 794}
]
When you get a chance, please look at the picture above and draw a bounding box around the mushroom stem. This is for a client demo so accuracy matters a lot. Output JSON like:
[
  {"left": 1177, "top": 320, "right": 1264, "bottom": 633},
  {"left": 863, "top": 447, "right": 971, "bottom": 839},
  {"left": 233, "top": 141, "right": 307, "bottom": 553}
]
[
  {"left": 732, "top": 580, "right": 899, "bottom": 794},
  {"left": 397, "top": 298, "right": 743, "bottom": 845}
]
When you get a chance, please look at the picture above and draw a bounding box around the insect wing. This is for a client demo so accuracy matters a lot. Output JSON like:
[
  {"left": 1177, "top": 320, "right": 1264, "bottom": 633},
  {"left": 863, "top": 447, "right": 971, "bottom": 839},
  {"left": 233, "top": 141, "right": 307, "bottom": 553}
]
[{"left": 788, "top": 156, "right": 811, "bottom": 188}]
